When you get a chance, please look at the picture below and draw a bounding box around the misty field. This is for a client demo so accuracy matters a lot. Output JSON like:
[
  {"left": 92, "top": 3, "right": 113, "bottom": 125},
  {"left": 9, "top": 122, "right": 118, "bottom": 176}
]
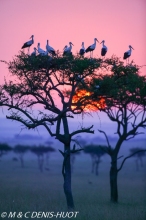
[{"left": 0, "top": 151, "right": 146, "bottom": 220}]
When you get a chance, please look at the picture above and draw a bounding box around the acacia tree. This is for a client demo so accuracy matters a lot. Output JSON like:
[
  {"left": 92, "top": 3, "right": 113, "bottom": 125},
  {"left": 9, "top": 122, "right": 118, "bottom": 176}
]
[
  {"left": 130, "top": 147, "right": 146, "bottom": 171},
  {"left": 84, "top": 145, "right": 106, "bottom": 176},
  {"left": 31, "top": 145, "right": 55, "bottom": 172},
  {"left": 0, "top": 143, "right": 12, "bottom": 158},
  {"left": 0, "top": 52, "right": 104, "bottom": 209},
  {"left": 91, "top": 58, "right": 146, "bottom": 202},
  {"left": 14, "top": 144, "right": 29, "bottom": 168},
  {"left": 73, "top": 57, "right": 146, "bottom": 202}
]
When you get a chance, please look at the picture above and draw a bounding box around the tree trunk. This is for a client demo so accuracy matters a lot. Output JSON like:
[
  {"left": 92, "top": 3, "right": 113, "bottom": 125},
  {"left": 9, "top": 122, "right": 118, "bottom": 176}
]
[
  {"left": 63, "top": 144, "right": 75, "bottom": 210},
  {"left": 91, "top": 155, "right": 96, "bottom": 174},
  {"left": 20, "top": 155, "right": 24, "bottom": 168},
  {"left": 38, "top": 155, "right": 44, "bottom": 173},
  {"left": 110, "top": 156, "right": 118, "bottom": 202}
]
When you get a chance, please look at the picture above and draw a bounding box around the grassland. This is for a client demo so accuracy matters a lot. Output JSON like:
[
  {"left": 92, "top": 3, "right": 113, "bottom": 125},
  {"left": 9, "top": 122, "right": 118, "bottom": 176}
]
[{"left": 0, "top": 153, "right": 145, "bottom": 220}]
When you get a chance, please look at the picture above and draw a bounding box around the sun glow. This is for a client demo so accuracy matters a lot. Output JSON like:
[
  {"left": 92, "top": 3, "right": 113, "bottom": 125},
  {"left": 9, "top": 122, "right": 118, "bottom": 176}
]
[{"left": 72, "top": 89, "right": 105, "bottom": 111}]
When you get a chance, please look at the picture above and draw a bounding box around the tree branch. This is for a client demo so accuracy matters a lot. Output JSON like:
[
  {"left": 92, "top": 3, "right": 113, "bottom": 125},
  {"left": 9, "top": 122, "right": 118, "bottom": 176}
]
[
  {"left": 98, "top": 129, "right": 112, "bottom": 153},
  {"left": 117, "top": 149, "right": 146, "bottom": 172},
  {"left": 70, "top": 125, "right": 94, "bottom": 137}
]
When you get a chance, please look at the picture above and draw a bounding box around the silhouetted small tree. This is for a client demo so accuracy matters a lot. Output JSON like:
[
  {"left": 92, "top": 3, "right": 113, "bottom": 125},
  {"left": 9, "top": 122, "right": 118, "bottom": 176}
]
[
  {"left": 13, "top": 145, "right": 30, "bottom": 168},
  {"left": 0, "top": 143, "right": 12, "bottom": 158},
  {"left": 130, "top": 147, "right": 146, "bottom": 171},
  {"left": 43, "top": 146, "right": 55, "bottom": 169},
  {"left": 84, "top": 145, "right": 106, "bottom": 175},
  {"left": 44, "top": 140, "right": 54, "bottom": 166},
  {"left": 31, "top": 145, "right": 55, "bottom": 172}
]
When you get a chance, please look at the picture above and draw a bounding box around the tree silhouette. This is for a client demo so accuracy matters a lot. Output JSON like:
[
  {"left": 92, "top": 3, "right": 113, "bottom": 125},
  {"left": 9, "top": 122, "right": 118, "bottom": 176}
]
[
  {"left": 13, "top": 145, "right": 30, "bottom": 168},
  {"left": 84, "top": 144, "right": 106, "bottom": 176},
  {"left": 44, "top": 145, "right": 55, "bottom": 168},
  {"left": 0, "top": 143, "right": 12, "bottom": 158},
  {"left": 73, "top": 56, "right": 146, "bottom": 202},
  {"left": 31, "top": 145, "right": 55, "bottom": 172},
  {"left": 130, "top": 147, "right": 146, "bottom": 171},
  {"left": 89, "top": 58, "right": 146, "bottom": 202},
  {"left": 0, "top": 52, "right": 105, "bottom": 209}
]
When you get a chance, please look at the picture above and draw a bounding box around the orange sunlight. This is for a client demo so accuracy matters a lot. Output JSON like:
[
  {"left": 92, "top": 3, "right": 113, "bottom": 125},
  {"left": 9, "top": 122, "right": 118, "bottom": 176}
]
[{"left": 72, "top": 89, "right": 105, "bottom": 112}]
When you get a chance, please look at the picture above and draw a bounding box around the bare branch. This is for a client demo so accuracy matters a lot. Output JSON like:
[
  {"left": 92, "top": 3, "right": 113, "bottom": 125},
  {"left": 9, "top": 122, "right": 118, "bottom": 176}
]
[
  {"left": 117, "top": 149, "right": 146, "bottom": 172},
  {"left": 98, "top": 129, "right": 112, "bottom": 152},
  {"left": 70, "top": 125, "right": 94, "bottom": 137}
]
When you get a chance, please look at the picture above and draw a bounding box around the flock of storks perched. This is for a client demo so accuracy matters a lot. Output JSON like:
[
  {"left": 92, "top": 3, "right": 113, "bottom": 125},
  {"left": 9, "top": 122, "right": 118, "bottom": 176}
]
[{"left": 21, "top": 35, "right": 134, "bottom": 61}]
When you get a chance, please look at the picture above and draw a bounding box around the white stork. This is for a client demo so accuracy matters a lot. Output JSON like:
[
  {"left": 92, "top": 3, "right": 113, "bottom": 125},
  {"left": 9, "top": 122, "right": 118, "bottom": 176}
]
[
  {"left": 79, "top": 42, "right": 85, "bottom": 56},
  {"left": 100, "top": 40, "right": 107, "bottom": 56},
  {"left": 30, "top": 47, "right": 37, "bottom": 56},
  {"left": 46, "top": 40, "right": 56, "bottom": 56},
  {"left": 63, "top": 42, "right": 74, "bottom": 56},
  {"left": 63, "top": 45, "right": 68, "bottom": 56},
  {"left": 85, "top": 38, "right": 99, "bottom": 58},
  {"left": 37, "top": 43, "right": 48, "bottom": 56},
  {"left": 123, "top": 45, "right": 134, "bottom": 64},
  {"left": 21, "top": 35, "right": 34, "bottom": 53}
]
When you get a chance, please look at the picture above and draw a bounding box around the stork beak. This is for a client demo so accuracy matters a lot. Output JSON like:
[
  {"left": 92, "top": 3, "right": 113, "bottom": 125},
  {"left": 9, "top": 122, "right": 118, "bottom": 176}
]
[
  {"left": 71, "top": 43, "right": 74, "bottom": 46},
  {"left": 96, "top": 39, "right": 99, "bottom": 43},
  {"left": 131, "top": 46, "right": 134, "bottom": 50},
  {"left": 100, "top": 41, "right": 103, "bottom": 44}
]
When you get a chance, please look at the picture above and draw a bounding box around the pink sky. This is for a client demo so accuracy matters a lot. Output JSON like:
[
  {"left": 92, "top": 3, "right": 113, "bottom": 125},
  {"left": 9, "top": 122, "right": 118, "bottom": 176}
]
[
  {"left": 0, "top": 0, "right": 145, "bottom": 71},
  {"left": 0, "top": 0, "right": 146, "bottom": 126}
]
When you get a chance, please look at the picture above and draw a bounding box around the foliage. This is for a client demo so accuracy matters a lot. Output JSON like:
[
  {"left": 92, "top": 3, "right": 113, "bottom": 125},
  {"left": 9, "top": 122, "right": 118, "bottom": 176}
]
[
  {"left": 14, "top": 144, "right": 30, "bottom": 153},
  {"left": 30, "top": 145, "right": 55, "bottom": 155},
  {"left": 130, "top": 147, "right": 146, "bottom": 157},
  {"left": 0, "top": 143, "right": 11, "bottom": 152},
  {"left": 0, "top": 52, "right": 104, "bottom": 141},
  {"left": 84, "top": 144, "right": 107, "bottom": 156}
]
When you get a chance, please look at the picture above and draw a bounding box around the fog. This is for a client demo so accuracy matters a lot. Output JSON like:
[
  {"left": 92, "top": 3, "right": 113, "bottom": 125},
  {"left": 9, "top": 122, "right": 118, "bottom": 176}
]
[{"left": 0, "top": 115, "right": 145, "bottom": 161}]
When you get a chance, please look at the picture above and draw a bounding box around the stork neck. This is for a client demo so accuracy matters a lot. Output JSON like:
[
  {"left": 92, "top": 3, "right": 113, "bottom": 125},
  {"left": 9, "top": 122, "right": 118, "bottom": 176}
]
[
  {"left": 31, "top": 36, "right": 34, "bottom": 43},
  {"left": 94, "top": 40, "right": 97, "bottom": 46}
]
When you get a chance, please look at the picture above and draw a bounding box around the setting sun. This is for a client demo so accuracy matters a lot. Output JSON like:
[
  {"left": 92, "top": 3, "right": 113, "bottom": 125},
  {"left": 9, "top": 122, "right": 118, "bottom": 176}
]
[{"left": 72, "top": 89, "right": 105, "bottom": 111}]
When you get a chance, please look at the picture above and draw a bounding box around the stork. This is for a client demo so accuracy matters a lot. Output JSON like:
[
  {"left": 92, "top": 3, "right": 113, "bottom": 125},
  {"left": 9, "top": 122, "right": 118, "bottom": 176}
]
[
  {"left": 79, "top": 42, "right": 85, "bottom": 56},
  {"left": 63, "top": 45, "right": 68, "bottom": 56},
  {"left": 31, "top": 47, "right": 37, "bottom": 56},
  {"left": 37, "top": 43, "right": 48, "bottom": 56},
  {"left": 100, "top": 40, "right": 107, "bottom": 56},
  {"left": 21, "top": 35, "right": 34, "bottom": 53},
  {"left": 46, "top": 40, "right": 56, "bottom": 56},
  {"left": 63, "top": 42, "right": 74, "bottom": 56},
  {"left": 123, "top": 45, "right": 134, "bottom": 64},
  {"left": 85, "top": 38, "right": 99, "bottom": 58}
]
